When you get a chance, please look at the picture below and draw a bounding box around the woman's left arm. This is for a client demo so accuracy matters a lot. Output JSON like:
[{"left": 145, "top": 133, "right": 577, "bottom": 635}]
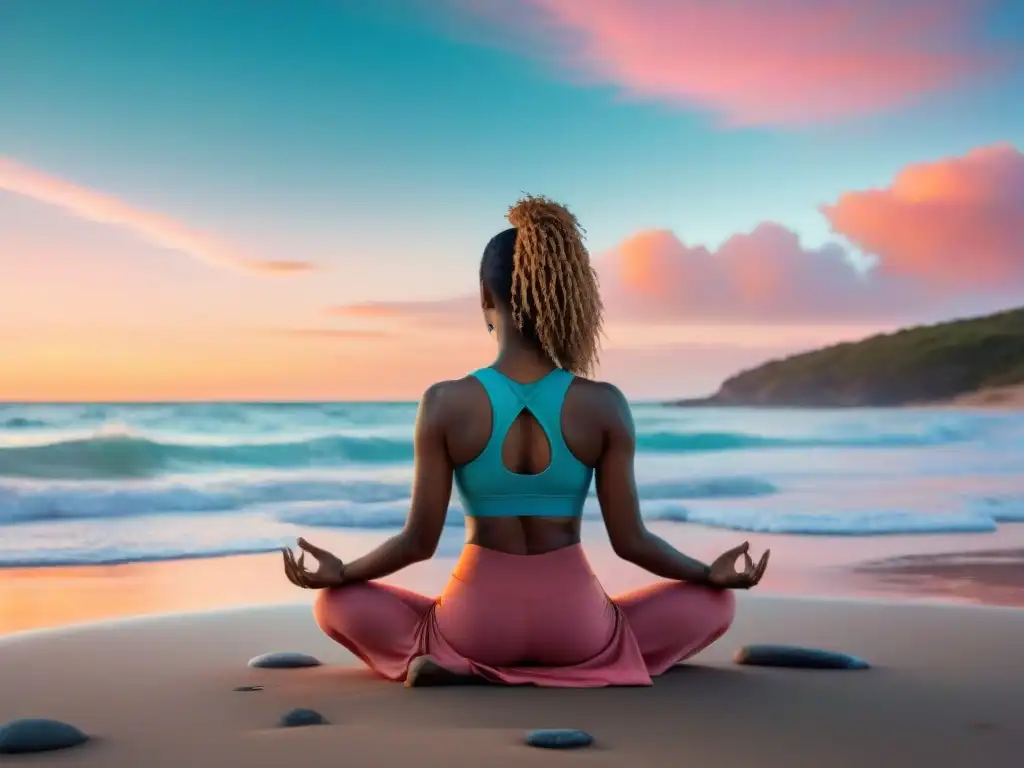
[{"left": 337, "top": 383, "right": 453, "bottom": 584}]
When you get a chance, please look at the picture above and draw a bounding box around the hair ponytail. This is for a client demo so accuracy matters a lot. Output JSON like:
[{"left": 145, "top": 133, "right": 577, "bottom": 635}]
[{"left": 503, "top": 195, "right": 604, "bottom": 377}]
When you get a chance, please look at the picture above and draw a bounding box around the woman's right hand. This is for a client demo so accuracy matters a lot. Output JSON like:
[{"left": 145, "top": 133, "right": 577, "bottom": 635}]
[
  {"left": 708, "top": 541, "right": 770, "bottom": 589},
  {"left": 282, "top": 538, "right": 346, "bottom": 589}
]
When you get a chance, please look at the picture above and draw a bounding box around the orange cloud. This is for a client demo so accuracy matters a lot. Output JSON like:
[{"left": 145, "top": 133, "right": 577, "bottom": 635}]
[
  {"left": 0, "top": 157, "right": 314, "bottom": 275},
  {"left": 822, "top": 143, "right": 1024, "bottom": 285},
  {"left": 453, "top": 0, "right": 1001, "bottom": 125}
]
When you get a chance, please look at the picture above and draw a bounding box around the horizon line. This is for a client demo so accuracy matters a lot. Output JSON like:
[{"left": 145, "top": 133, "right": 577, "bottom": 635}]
[{"left": 0, "top": 397, "right": 676, "bottom": 406}]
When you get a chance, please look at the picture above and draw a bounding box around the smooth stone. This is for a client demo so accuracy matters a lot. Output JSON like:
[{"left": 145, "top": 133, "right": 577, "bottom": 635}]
[
  {"left": 733, "top": 644, "right": 870, "bottom": 670},
  {"left": 0, "top": 718, "right": 90, "bottom": 754},
  {"left": 278, "top": 708, "right": 328, "bottom": 728},
  {"left": 248, "top": 652, "right": 322, "bottom": 669},
  {"left": 525, "top": 729, "right": 594, "bottom": 749}
]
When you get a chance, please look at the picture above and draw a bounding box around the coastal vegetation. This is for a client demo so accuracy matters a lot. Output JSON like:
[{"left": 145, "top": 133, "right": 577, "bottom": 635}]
[{"left": 673, "top": 307, "right": 1024, "bottom": 407}]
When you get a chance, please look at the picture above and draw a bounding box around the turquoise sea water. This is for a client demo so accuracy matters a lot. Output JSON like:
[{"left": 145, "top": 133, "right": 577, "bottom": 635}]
[{"left": 0, "top": 402, "right": 1023, "bottom": 568}]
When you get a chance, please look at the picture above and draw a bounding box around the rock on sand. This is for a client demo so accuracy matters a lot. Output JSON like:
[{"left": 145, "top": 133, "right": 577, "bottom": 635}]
[
  {"left": 278, "top": 708, "right": 328, "bottom": 728},
  {"left": 0, "top": 718, "right": 89, "bottom": 754},
  {"left": 525, "top": 729, "right": 594, "bottom": 749},
  {"left": 248, "top": 651, "right": 322, "bottom": 669},
  {"left": 734, "top": 644, "right": 870, "bottom": 670}
]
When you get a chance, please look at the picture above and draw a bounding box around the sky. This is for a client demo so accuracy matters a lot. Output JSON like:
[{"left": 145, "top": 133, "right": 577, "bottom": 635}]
[{"left": 1, "top": 0, "right": 1022, "bottom": 401}]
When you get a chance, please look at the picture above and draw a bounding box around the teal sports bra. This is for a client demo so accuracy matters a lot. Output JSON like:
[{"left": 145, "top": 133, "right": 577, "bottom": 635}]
[{"left": 453, "top": 367, "right": 594, "bottom": 518}]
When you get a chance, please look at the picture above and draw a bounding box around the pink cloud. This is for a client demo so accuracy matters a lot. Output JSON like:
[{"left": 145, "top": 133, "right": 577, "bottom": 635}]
[
  {"left": 598, "top": 224, "right": 965, "bottom": 324},
  {"left": 0, "top": 157, "right": 314, "bottom": 275},
  {"left": 331, "top": 144, "right": 1024, "bottom": 333},
  {"left": 631, "top": 222, "right": 1024, "bottom": 329},
  {"left": 453, "top": 0, "right": 1001, "bottom": 125},
  {"left": 332, "top": 223, "right": 953, "bottom": 328},
  {"left": 822, "top": 143, "right": 1024, "bottom": 285}
]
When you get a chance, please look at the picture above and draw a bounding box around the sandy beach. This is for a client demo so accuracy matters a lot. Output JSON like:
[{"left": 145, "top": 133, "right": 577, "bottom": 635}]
[
  {"left": 1, "top": 593, "right": 1021, "bottom": 767},
  {"left": 932, "top": 384, "right": 1024, "bottom": 409},
  {"left": 2, "top": 548, "right": 1024, "bottom": 766}
]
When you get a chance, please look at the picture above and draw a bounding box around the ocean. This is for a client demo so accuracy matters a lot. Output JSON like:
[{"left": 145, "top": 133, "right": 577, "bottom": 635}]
[{"left": 1, "top": 402, "right": 1023, "bottom": 572}]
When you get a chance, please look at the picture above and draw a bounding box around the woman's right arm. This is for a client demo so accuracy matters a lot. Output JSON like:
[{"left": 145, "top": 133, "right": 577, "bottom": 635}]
[
  {"left": 333, "top": 382, "right": 453, "bottom": 584},
  {"left": 594, "top": 383, "right": 714, "bottom": 585}
]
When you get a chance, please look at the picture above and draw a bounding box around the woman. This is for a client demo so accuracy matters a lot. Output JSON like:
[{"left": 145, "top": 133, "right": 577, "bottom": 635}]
[{"left": 282, "top": 195, "right": 770, "bottom": 687}]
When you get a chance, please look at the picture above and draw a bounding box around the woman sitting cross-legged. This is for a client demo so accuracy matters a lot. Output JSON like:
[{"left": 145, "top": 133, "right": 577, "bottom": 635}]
[{"left": 281, "top": 195, "right": 770, "bottom": 687}]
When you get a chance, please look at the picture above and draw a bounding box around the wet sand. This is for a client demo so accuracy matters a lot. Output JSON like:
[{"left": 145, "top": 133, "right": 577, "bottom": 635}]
[
  {"left": 4, "top": 528, "right": 1024, "bottom": 637},
  {"left": 855, "top": 547, "right": 1024, "bottom": 607}
]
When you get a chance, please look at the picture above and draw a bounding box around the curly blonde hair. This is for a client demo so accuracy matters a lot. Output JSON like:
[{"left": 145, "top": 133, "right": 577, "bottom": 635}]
[{"left": 483, "top": 195, "right": 604, "bottom": 377}]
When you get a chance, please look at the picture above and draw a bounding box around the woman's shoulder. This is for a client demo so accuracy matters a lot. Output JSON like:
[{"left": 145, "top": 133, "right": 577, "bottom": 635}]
[
  {"left": 422, "top": 374, "right": 484, "bottom": 400},
  {"left": 568, "top": 376, "right": 627, "bottom": 403},
  {"left": 565, "top": 376, "right": 631, "bottom": 423},
  {"left": 418, "top": 376, "right": 489, "bottom": 420}
]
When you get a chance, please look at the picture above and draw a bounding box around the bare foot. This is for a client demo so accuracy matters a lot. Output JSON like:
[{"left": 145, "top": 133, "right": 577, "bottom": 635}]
[{"left": 405, "top": 656, "right": 479, "bottom": 688}]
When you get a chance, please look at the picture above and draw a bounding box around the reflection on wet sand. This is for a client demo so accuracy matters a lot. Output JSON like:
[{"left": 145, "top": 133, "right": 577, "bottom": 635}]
[
  {"left": 854, "top": 548, "right": 1024, "bottom": 607},
  {"left": 2, "top": 544, "right": 1023, "bottom": 637},
  {"left": 0, "top": 554, "right": 312, "bottom": 635}
]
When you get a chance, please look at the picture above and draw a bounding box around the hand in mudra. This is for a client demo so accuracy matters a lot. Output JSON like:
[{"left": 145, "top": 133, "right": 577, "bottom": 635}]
[
  {"left": 708, "top": 541, "right": 770, "bottom": 589},
  {"left": 282, "top": 538, "right": 345, "bottom": 589}
]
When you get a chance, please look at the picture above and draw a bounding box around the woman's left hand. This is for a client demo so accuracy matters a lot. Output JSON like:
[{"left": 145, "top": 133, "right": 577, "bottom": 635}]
[
  {"left": 282, "top": 538, "right": 345, "bottom": 589},
  {"left": 707, "top": 541, "right": 770, "bottom": 589}
]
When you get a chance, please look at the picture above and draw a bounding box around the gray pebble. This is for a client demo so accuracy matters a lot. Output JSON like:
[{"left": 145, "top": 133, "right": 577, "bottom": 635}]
[
  {"left": 248, "top": 651, "right": 322, "bottom": 669},
  {"left": 734, "top": 644, "right": 870, "bottom": 670},
  {"left": 525, "top": 729, "right": 593, "bottom": 749},
  {"left": 278, "top": 708, "right": 328, "bottom": 728},
  {"left": 0, "top": 718, "right": 89, "bottom": 754}
]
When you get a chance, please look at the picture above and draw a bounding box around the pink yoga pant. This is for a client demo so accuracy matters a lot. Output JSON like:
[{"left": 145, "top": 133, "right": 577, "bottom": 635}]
[{"left": 314, "top": 544, "right": 735, "bottom": 687}]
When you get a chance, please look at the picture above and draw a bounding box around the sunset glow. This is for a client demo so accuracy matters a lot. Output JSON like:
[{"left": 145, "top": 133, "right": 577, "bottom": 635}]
[{"left": 1, "top": 0, "right": 1021, "bottom": 401}]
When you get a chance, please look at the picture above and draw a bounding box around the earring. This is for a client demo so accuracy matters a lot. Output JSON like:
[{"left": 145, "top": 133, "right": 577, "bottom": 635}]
[{"left": 487, "top": 323, "right": 494, "bottom": 333}]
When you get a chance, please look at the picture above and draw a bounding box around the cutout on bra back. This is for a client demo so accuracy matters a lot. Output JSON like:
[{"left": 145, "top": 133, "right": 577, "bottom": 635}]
[
  {"left": 453, "top": 368, "right": 593, "bottom": 518},
  {"left": 500, "top": 407, "right": 553, "bottom": 476}
]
